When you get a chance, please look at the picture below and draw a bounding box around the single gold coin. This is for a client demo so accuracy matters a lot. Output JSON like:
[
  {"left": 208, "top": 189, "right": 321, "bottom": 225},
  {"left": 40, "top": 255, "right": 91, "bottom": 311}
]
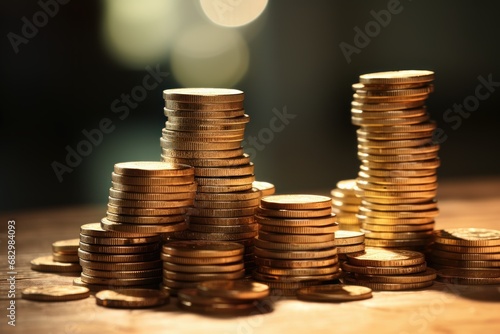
[
  {"left": 253, "top": 237, "right": 337, "bottom": 251},
  {"left": 162, "top": 133, "right": 245, "bottom": 144},
  {"left": 356, "top": 85, "right": 433, "bottom": 97},
  {"left": 343, "top": 278, "right": 433, "bottom": 291},
  {"left": 257, "top": 231, "right": 335, "bottom": 243},
  {"left": 22, "top": 285, "right": 90, "bottom": 302},
  {"left": 346, "top": 247, "right": 425, "bottom": 267},
  {"left": 80, "top": 222, "right": 156, "bottom": 238},
  {"left": 352, "top": 82, "right": 431, "bottom": 91},
  {"left": 162, "top": 240, "right": 244, "bottom": 258},
  {"left": 252, "top": 181, "right": 276, "bottom": 196},
  {"left": 111, "top": 181, "right": 197, "bottom": 194},
  {"left": 361, "top": 199, "right": 438, "bottom": 211},
  {"left": 357, "top": 215, "right": 435, "bottom": 225},
  {"left": 79, "top": 259, "right": 162, "bottom": 271},
  {"left": 358, "top": 208, "right": 439, "bottom": 220},
  {"left": 257, "top": 207, "right": 332, "bottom": 219},
  {"left": 114, "top": 161, "right": 194, "bottom": 177},
  {"left": 260, "top": 194, "right": 332, "bottom": 210},
  {"left": 163, "top": 87, "right": 244, "bottom": 103},
  {"left": 358, "top": 151, "right": 438, "bottom": 163},
  {"left": 52, "top": 252, "right": 79, "bottom": 263},
  {"left": 163, "top": 262, "right": 244, "bottom": 273},
  {"left": 361, "top": 122, "right": 437, "bottom": 133},
  {"left": 433, "top": 228, "right": 500, "bottom": 246},
  {"left": 353, "top": 93, "right": 428, "bottom": 103},
  {"left": 341, "top": 261, "right": 427, "bottom": 275},
  {"left": 253, "top": 247, "right": 337, "bottom": 260},
  {"left": 197, "top": 279, "right": 270, "bottom": 300},
  {"left": 161, "top": 147, "right": 244, "bottom": 159},
  {"left": 96, "top": 289, "right": 168, "bottom": 308},
  {"left": 436, "top": 268, "right": 500, "bottom": 285},
  {"left": 362, "top": 230, "right": 434, "bottom": 241},
  {"left": 359, "top": 70, "right": 435, "bottom": 85},
  {"left": 51, "top": 239, "right": 80, "bottom": 254},
  {"left": 336, "top": 243, "right": 365, "bottom": 254},
  {"left": 256, "top": 214, "right": 337, "bottom": 227},
  {"left": 254, "top": 256, "right": 338, "bottom": 268},
  {"left": 101, "top": 218, "right": 187, "bottom": 234},
  {"left": 30, "top": 255, "right": 82, "bottom": 273},
  {"left": 177, "top": 299, "right": 257, "bottom": 315},
  {"left": 351, "top": 268, "right": 436, "bottom": 284},
  {"left": 297, "top": 284, "right": 372, "bottom": 302},
  {"left": 351, "top": 100, "right": 425, "bottom": 111},
  {"left": 352, "top": 113, "right": 429, "bottom": 126},
  {"left": 355, "top": 188, "right": 437, "bottom": 200},
  {"left": 356, "top": 180, "right": 437, "bottom": 192},
  {"left": 333, "top": 230, "right": 365, "bottom": 246},
  {"left": 357, "top": 173, "right": 438, "bottom": 186},
  {"left": 255, "top": 280, "right": 322, "bottom": 290}
]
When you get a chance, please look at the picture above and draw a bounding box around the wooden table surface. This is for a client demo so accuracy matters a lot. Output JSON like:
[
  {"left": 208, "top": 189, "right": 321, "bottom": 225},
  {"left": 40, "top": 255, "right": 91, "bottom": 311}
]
[{"left": 1, "top": 177, "right": 500, "bottom": 334}]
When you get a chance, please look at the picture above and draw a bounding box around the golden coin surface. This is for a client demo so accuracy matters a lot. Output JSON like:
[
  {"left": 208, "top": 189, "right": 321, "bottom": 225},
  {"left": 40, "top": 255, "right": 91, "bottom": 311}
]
[
  {"left": 82, "top": 267, "right": 162, "bottom": 279},
  {"left": 346, "top": 247, "right": 425, "bottom": 267},
  {"left": 114, "top": 161, "right": 194, "bottom": 177},
  {"left": 188, "top": 207, "right": 256, "bottom": 218},
  {"left": 252, "top": 181, "right": 276, "bottom": 196},
  {"left": 177, "top": 288, "right": 247, "bottom": 306},
  {"left": 256, "top": 265, "right": 339, "bottom": 276},
  {"left": 163, "top": 262, "right": 244, "bottom": 273},
  {"left": 188, "top": 223, "right": 259, "bottom": 234},
  {"left": 343, "top": 278, "right": 433, "bottom": 291},
  {"left": 364, "top": 238, "right": 430, "bottom": 248},
  {"left": 260, "top": 194, "right": 332, "bottom": 210},
  {"left": 431, "top": 249, "right": 500, "bottom": 261},
  {"left": 160, "top": 138, "right": 241, "bottom": 151},
  {"left": 166, "top": 155, "right": 251, "bottom": 168},
  {"left": 336, "top": 243, "right": 365, "bottom": 254},
  {"left": 433, "top": 228, "right": 500, "bottom": 246},
  {"left": 195, "top": 175, "right": 255, "bottom": 186},
  {"left": 171, "top": 230, "right": 257, "bottom": 241},
  {"left": 193, "top": 198, "right": 260, "bottom": 209},
  {"left": 362, "top": 222, "right": 434, "bottom": 233},
  {"left": 430, "top": 257, "right": 500, "bottom": 268},
  {"left": 111, "top": 181, "right": 197, "bottom": 194},
  {"left": 165, "top": 100, "right": 244, "bottom": 111},
  {"left": 253, "top": 247, "right": 337, "bottom": 260},
  {"left": 297, "top": 284, "right": 372, "bottom": 302},
  {"left": 107, "top": 197, "right": 194, "bottom": 209},
  {"left": 361, "top": 230, "right": 434, "bottom": 240},
  {"left": 333, "top": 230, "right": 365, "bottom": 246},
  {"left": 436, "top": 268, "right": 500, "bottom": 285},
  {"left": 177, "top": 299, "right": 257, "bottom": 315},
  {"left": 106, "top": 212, "right": 186, "bottom": 224},
  {"left": 52, "top": 253, "right": 79, "bottom": 263},
  {"left": 108, "top": 188, "right": 194, "bottom": 201},
  {"left": 351, "top": 100, "right": 425, "bottom": 111},
  {"left": 357, "top": 129, "right": 435, "bottom": 140},
  {"left": 166, "top": 114, "right": 250, "bottom": 126},
  {"left": 96, "top": 289, "right": 168, "bottom": 308},
  {"left": 431, "top": 243, "right": 500, "bottom": 254},
  {"left": 78, "top": 242, "right": 160, "bottom": 254},
  {"left": 80, "top": 222, "right": 155, "bottom": 238},
  {"left": 256, "top": 214, "right": 336, "bottom": 227},
  {"left": 359, "top": 70, "right": 435, "bottom": 85},
  {"left": 161, "top": 253, "right": 242, "bottom": 265},
  {"left": 188, "top": 215, "right": 255, "bottom": 226},
  {"left": 253, "top": 237, "right": 337, "bottom": 251},
  {"left": 196, "top": 184, "right": 253, "bottom": 193},
  {"left": 101, "top": 218, "right": 187, "bottom": 234},
  {"left": 22, "top": 286, "right": 89, "bottom": 301},
  {"left": 259, "top": 224, "right": 338, "bottom": 235},
  {"left": 257, "top": 207, "right": 332, "bottom": 219},
  {"left": 79, "top": 259, "right": 162, "bottom": 271},
  {"left": 73, "top": 277, "right": 159, "bottom": 292},
  {"left": 341, "top": 262, "right": 427, "bottom": 275},
  {"left": 257, "top": 231, "right": 335, "bottom": 244},
  {"left": 356, "top": 86, "right": 433, "bottom": 97},
  {"left": 162, "top": 240, "right": 244, "bottom": 258},
  {"left": 164, "top": 269, "right": 245, "bottom": 281},
  {"left": 197, "top": 279, "right": 270, "bottom": 300},
  {"left": 254, "top": 256, "right": 338, "bottom": 268},
  {"left": 51, "top": 239, "right": 80, "bottom": 253},
  {"left": 194, "top": 163, "right": 254, "bottom": 177},
  {"left": 195, "top": 188, "right": 260, "bottom": 201},
  {"left": 80, "top": 273, "right": 161, "bottom": 286},
  {"left": 163, "top": 87, "right": 244, "bottom": 103},
  {"left": 106, "top": 205, "right": 187, "bottom": 217},
  {"left": 30, "top": 255, "right": 82, "bottom": 273},
  {"left": 252, "top": 270, "right": 340, "bottom": 283},
  {"left": 78, "top": 248, "right": 159, "bottom": 263},
  {"left": 111, "top": 173, "right": 194, "bottom": 186},
  {"left": 161, "top": 147, "right": 244, "bottom": 159},
  {"left": 351, "top": 268, "right": 436, "bottom": 284},
  {"left": 164, "top": 108, "right": 245, "bottom": 118}
]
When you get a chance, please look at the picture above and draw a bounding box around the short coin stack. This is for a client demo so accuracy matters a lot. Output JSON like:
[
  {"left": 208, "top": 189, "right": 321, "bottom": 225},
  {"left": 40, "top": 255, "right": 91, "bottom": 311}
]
[
  {"left": 331, "top": 179, "right": 362, "bottom": 231},
  {"left": 351, "top": 70, "right": 439, "bottom": 250},
  {"left": 160, "top": 88, "right": 259, "bottom": 270},
  {"left": 253, "top": 194, "right": 341, "bottom": 296},
  {"left": 101, "top": 161, "right": 196, "bottom": 235},
  {"left": 430, "top": 228, "right": 500, "bottom": 280},
  {"left": 342, "top": 247, "right": 436, "bottom": 291},
  {"left": 76, "top": 223, "right": 162, "bottom": 291},
  {"left": 160, "top": 240, "right": 245, "bottom": 295},
  {"left": 334, "top": 230, "right": 365, "bottom": 261},
  {"left": 177, "top": 280, "right": 270, "bottom": 315},
  {"left": 31, "top": 239, "right": 82, "bottom": 273}
]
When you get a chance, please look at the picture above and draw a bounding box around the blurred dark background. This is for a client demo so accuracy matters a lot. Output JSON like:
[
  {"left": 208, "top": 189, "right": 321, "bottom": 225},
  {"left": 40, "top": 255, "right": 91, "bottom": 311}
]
[{"left": 1, "top": 0, "right": 500, "bottom": 212}]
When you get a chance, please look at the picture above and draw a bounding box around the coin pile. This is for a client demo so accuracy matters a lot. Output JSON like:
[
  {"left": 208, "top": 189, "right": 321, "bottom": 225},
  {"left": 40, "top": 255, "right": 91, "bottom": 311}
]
[
  {"left": 160, "top": 88, "right": 259, "bottom": 270},
  {"left": 331, "top": 179, "right": 362, "bottom": 231},
  {"left": 350, "top": 70, "right": 439, "bottom": 250},
  {"left": 430, "top": 228, "right": 500, "bottom": 276},
  {"left": 342, "top": 247, "right": 436, "bottom": 291},
  {"left": 101, "top": 161, "right": 196, "bottom": 235},
  {"left": 75, "top": 223, "right": 162, "bottom": 291},
  {"left": 31, "top": 239, "right": 82, "bottom": 273},
  {"left": 160, "top": 240, "right": 246, "bottom": 295},
  {"left": 334, "top": 230, "right": 365, "bottom": 260},
  {"left": 177, "top": 280, "right": 270, "bottom": 315},
  {"left": 252, "top": 194, "right": 341, "bottom": 295}
]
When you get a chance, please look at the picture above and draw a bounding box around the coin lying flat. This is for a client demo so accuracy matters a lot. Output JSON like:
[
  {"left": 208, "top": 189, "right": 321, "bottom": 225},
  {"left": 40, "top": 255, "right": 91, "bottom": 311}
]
[
  {"left": 346, "top": 247, "right": 425, "bottom": 267},
  {"left": 52, "top": 239, "right": 80, "bottom": 253},
  {"left": 359, "top": 70, "right": 435, "bottom": 85},
  {"left": 260, "top": 194, "right": 332, "bottom": 210},
  {"left": 297, "top": 284, "right": 372, "bottom": 302},
  {"left": 95, "top": 289, "right": 169, "bottom": 308},
  {"left": 30, "top": 255, "right": 82, "bottom": 273},
  {"left": 433, "top": 228, "right": 500, "bottom": 246},
  {"left": 114, "top": 161, "right": 194, "bottom": 177},
  {"left": 22, "top": 285, "right": 90, "bottom": 302}
]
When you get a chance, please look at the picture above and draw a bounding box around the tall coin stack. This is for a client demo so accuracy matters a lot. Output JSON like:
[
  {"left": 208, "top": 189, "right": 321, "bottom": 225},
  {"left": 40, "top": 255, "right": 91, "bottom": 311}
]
[
  {"left": 160, "top": 88, "right": 259, "bottom": 271},
  {"left": 101, "top": 161, "right": 196, "bottom": 235},
  {"left": 76, "top": 223, "right": 163, "bottom": 291},
  {"left": 350, "top": 70, "right": 439, "bottom": 250},
  {"left": 330, "top": 179, "right": 362, "bottom": 231},
  {"left": 253, "top": 194, "right": 341, "bottom": 296}
]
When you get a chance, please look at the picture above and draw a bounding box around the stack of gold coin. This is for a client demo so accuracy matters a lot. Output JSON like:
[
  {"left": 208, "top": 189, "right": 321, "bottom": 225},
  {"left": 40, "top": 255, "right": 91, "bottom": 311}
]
[
  {"left": 177, "top": 280, "right": 270, "bottom": 315},
  {"left": 75, "top": 223, "right": 163, "bottom": 291},
  {"left": 342, "top": 247, "right": 436, "bottom": 291},
  {"left": 334, "top": 230, "right": 365, "bottom": 260},
  {"left": 101, "top": 161, "right": 196, "bottom": 235},
  {"left": 31, "top": 239, "right": 82, "bottom": 273},
  {"left": 430, "top": 228, "right": 500, "bottom": 273},
  {"left": 252, "top": 194, "right": 341, "bottom": 296},
  {"left": 350, "top": 70, "right": 439, "bottom": 250},
  {"left": 160, "top": 88, "right": 259, "bottom": 270},
  {"left": 330, "top": 179, "right": 362, "bottom": 231},
  {"left": 160, "top": 240, "right": 245, "bottom": 295}
]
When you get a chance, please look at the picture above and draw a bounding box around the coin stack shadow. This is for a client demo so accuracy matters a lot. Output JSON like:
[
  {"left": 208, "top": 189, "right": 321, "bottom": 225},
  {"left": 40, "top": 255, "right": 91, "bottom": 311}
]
[
  {"left": 252, "top": 194, "right": 341, "bottom": 296},
  {"left": 76, "top": 223, "right": 163, "bottom": 291},
  {"left": 160, "top": 88, "right": 259, "bottom": 272},
  {"left": 101, "top": 162, "right": 197, "bottom": 235},
  {"left": 350, "top": 70, "right": 439, "bottom": 250},
  {"left": 160, "top": 240, "right": 245, "bottom": 295},
  {"left": 331, "top": 179, "right": 362, "bottom": 231},
  {"left": 341, "top": 247, "right": 436, "bottom": 291},
  {"left": 430, "top": 228, "right": 500, "bottom": 273}
]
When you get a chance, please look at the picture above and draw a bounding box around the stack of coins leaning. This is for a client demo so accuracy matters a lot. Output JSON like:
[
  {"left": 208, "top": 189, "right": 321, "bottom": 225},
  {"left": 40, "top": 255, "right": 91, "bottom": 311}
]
[
  {"left": 160, "top": 240, "right": 245, "bottom": 295},
  {"left": 342, "top": 247, "right": 436, "bottom": 291},
  {"left": 334, "top": 230, "right": 365, "bottom": 261},
  {"left": 101, "top": 161, "right": 196, "bottom": 235},
  {"left": 31, "top": 239, "right": 82, "bottom": 273},
  {"left": 253, "top": 194, "right": 341, "bottom": 296},
  {"left": 160, "top": 88, "right": 259, "bottom": 271},
  {"left": 430, "top": 228, "right": 500, "bottom": 283},
  {"left": 331, "top": 179, "right": 362, "bottom": 231},
  {"left": 75, "top": 223, "right": 163, "bottom": 291},
  {"left": 177, "top": 280, "right": 270, "bottom": 315},
  {"left": 351, "top": 70, "right": 439, "bottom": 250}
]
